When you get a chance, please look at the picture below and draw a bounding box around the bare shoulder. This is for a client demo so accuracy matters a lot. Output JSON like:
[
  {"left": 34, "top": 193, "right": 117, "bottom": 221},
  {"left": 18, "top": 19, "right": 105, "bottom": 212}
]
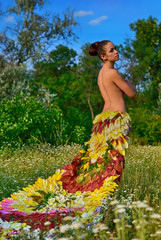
[
  {"left": 101, "top": 68, "right": 120, "bottom": 78},
  {"left": 100, "top": 68, "right": 121, "bottom": 85},
  {"left": 107, "top": 69, "right": 121, "bottom": 78}
]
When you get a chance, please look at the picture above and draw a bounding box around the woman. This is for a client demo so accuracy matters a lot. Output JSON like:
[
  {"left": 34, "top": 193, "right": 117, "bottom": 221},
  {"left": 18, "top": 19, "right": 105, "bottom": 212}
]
[
  {"left": 89, "top": 40, "right": 136, "bottom": 113},
  {"left": 60, "top": 40, "right": 136, "bottom": 192},
  {"left": 0, "top": 41, "right": 136, "bottom": 231}
]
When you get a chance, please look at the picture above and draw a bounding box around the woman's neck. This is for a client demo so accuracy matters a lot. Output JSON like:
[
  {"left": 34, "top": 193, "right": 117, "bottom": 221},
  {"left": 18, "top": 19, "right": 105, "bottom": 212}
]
[{"left": 103, "top": 61, "right": 115, "bottom": 69}]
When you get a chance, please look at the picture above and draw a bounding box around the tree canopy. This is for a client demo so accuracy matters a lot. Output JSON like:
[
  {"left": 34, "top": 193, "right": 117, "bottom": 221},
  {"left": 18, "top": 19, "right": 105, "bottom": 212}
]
[
  {"left": 119, "top": 16, "right": 161, "bottom": 107},
  {"left": 0, "top": 11, "right": 161, "bottom": 146},
  {"left": 0, "top": 0, "right": 77, "bottom": 65}
]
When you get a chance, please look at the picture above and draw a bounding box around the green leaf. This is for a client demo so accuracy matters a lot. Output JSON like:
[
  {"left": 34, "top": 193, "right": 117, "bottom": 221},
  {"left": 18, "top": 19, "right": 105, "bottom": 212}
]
[{"left": 88, "top": 164, "right": 95, "bottom": 171}]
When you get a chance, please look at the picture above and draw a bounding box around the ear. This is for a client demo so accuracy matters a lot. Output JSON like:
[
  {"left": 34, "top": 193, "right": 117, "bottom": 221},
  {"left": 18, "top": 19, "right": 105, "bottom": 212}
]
[{"left": 100, "top": 54, "right": 108, "bottom": 61}]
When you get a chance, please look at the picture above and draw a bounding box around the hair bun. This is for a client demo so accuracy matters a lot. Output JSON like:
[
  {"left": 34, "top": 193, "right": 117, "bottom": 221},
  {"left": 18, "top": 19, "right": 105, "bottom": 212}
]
[{"left": 88, "top": 41, "right": 99, "bottom": 56}]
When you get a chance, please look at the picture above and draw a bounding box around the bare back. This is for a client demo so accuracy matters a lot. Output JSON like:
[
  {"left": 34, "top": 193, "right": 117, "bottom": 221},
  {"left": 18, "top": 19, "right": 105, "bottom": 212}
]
[{"left": 98, "top": 67, "right": 126, "bottom": 113}]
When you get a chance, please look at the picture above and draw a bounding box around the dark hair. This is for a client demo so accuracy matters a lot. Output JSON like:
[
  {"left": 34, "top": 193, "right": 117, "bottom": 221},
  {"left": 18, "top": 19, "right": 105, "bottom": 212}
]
[{"left": 88, "top": 40, "right": 110, "bottom": 61}]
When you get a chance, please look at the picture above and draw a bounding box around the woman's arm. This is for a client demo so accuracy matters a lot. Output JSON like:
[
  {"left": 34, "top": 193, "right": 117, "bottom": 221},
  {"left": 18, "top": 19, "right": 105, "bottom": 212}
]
[
  {"left": 124, "top": 79, "right": 136, "bottom": 97},
  {"left": 110, "top": 70, "right": 136, "bottom": 98}
]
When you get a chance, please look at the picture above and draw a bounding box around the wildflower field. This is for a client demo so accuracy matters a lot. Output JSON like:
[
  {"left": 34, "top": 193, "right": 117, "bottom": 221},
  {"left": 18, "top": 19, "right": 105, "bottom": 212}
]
[{"left": 0, "top": 143, "right": 161, "bottom": 239}]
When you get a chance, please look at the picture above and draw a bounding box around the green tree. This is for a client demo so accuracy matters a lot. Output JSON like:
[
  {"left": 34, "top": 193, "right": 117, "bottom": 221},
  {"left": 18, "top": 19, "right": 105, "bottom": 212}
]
[
  {"left": 78, "top": 43, "right": 103, "bottom": 119},
  {"left": 153, "top": 83, "right": 161, "bottom": 115},
  {"left": 0, "top": 62, "right": 32, "bottom": 101},
  {"left": 33, "top": 44, "right": 95, "bottom": 139},
  {"left": 119, "top": 16, "right": 161, "bottom": 107},
  {"left": 0, "top": 0, "right": 77, "bottom": 65},
  {"left": 34, "top": 44, "right": 77, "bottom": 86},
  {"left": 33, "top": 44, "right": 78, "bottom": 103}
]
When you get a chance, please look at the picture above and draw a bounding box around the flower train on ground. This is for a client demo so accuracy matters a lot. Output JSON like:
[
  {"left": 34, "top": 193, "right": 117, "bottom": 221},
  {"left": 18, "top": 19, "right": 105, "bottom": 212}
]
[{"left": 0, "top": 110, "right": 131, "bottom": 232}]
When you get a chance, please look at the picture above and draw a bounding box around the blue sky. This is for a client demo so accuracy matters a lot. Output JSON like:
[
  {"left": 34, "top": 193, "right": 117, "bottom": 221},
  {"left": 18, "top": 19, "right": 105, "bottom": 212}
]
[{"left": 1, "top": 0, "right": 161, "bottom": 54}]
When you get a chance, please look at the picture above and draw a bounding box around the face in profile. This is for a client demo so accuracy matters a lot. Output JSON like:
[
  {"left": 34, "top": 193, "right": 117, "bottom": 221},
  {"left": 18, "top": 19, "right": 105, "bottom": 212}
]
[{"left": 101, "top": 42, "right": 119, "bottom": 62}]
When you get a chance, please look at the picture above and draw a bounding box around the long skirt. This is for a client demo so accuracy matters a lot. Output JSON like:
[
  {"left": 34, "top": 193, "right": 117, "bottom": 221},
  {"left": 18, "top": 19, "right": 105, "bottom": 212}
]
[{"left": 0, "top": 110, "right": 131, "bottom": 231}]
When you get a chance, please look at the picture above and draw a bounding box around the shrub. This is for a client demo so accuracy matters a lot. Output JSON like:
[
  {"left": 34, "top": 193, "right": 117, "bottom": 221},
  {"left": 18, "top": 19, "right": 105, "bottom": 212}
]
[
  {"left": 0, "top": 95, "right": 68, "bottom": 147},
  {"left": 0, "top": 63, "right": 32, "bottom": 101},
  {"left": 71, "top": 125, "right": 86, "bottom": 145},
  {"left": 63, "top": 106, "right": 92, "bottom": 141},
  {"left": 153, "top": 83, "right": 161, "bottom": 116},
  {"left": 129, "top": 106, "right": 161, "bottom": 145}
]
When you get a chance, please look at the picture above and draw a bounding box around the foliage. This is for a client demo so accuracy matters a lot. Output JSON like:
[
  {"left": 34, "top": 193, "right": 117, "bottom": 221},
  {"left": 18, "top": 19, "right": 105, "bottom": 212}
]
[
  {"left": 153, "top": 83, "right": 161, "bottom": 115},
  {"left": 78, "top": 43, "right": 103, "bottom": 119},
  {"left": 33, "top": 43, "right": 104, "bottom": 119},
  {"left": 0, "top": 60, "right": 59, "bottom": 104},
  {"left": 0, "top": 0, "right": 77, "bottom": 64},
  {"left": 0, "top": 95, "right": 68, "bottom": 147},
  {"left": 0, "top": 62, "right": 32, "bottom": 101},
  {"left": 128, "top": 106, "right": 161, "bottom": 145},
  {"left": 33, "top": 44, "right": 102, "bottom": 139},
  {"left": 0, "top": 94, "right": 89, "bottom": 149},
  {"left": 70, "top": 125, "right": 86, "bottom": 145},
  {"left": 33, "top": 45, "right": 79, "bottom": 108},
  {"left": 34, "top": 44, "right": 77, "bottom": 82},
  {"left": 35, "top": 84, "right": 57, "bottom": 106},
  {"left": 63, "top": 106, "right": 92, "bottom": 141},
  {"left": 119, "top": 16, "right": 161, "bottom": 106}
]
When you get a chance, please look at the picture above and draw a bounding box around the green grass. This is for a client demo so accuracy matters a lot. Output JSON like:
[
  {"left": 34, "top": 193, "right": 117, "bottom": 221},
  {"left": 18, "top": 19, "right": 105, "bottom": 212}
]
[
  {"left": 0, "top": 143, "right": 82, "bottom": 200},
  {"left": 0, "top": 144, "right": 161, "bottom": 239},
  {"left": 0, "top": 144, "right": 160, "bottom": 208},
  {"left": 117, "top": 145, "right": 161, "bottom": 211}
]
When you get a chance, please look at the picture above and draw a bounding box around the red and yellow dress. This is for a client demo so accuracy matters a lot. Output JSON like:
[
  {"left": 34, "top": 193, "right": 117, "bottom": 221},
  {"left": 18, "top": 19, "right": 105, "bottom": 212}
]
[{"left": 0, "top": 110, "right": 131, "bottom": 230}]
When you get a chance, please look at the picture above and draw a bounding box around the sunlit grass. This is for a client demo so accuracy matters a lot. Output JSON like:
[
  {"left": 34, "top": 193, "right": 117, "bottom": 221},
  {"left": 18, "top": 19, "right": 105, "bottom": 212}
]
[
  {"left": 0, "top": 143, "right": 81, "bottom": 200},
  {"left": 117, "top": 145, "right": 161, "bottom": 211},
  {"left": 0, "top": 144, "right": 160, "bottom": 207},
  {"left": 0, "top": 144, "right": 161, "bottom": 239}
]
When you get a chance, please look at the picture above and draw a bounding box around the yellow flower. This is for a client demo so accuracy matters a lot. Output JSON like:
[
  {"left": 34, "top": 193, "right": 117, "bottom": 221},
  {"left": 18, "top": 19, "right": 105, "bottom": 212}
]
[
  {"left": 80, "top": 150, "right": 86, "bottom": 153},
  {"left": 81, "top": 176, "right": 118, "bottom": 210},
  {"left": 83, "top": 162, "right": 89, "bottom": 171},
  {"left": 81, "top": 157, "right": 90, "bottom": 160},
  {"left": 93, "top": 111, "right": 116, "bottom": 124},
  {"left": 88, "top": 132, "right": 108, "bottom": 163}
]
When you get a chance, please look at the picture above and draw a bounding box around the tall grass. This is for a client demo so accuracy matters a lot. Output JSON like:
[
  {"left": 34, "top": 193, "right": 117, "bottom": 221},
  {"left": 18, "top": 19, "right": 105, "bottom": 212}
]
[
  {"left": 117, "top": 145, "right": 161, "bottom": 211},
  {"left": 0, "top": 143, "right": 81, "bottom": 200},
  {"left": 0, "top": 144, "right": 161, "bottom": 239}
]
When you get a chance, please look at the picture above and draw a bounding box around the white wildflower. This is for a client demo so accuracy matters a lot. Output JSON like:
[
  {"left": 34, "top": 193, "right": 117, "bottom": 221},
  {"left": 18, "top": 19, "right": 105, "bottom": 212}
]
[
  {"left": 117, "top": 204, "right": 125, "bottom": 209},
  {"left": 155, "top": 230, "right": 161, "bottom": 235},
  {"left": 150, "top": 213, "right": 161, "bottom": 220},
  {"left": 136, "top": 225, "right": 141, "bottom": 229},
  {"left": 44, "top": 221, "right": 51, "bottom": 226},
  {"left": 92, "top": 228, "right": 99, "bottom": 233},
  {"left": 110, "top": 199, "right": 119, "bottom": 205},
  {"left": 59, "top": 224, "right": 71, "bottom": 233},
  {"left": 136, "top": 201, "right": 148, "bottom": 208},
  {"left": 100, "top": 225, "right": 108, "bottom": 231},
  {"left": 113, "top": 219, "right": 120, "bottom": 223},
  {"left": 71, "top": 222, "right": 84, "bottom": 230},
  {"left": 116, "top": 208, "right": 125, "bottom": 214},
  {"left": 132, "top": 220, "right": 137, "bottom": 224},
  {"left": 63, "top": 216, "right": 74, "bottom": 221},
  {"left": 146, "top": 207, "right": 153, "bottom": 211}
]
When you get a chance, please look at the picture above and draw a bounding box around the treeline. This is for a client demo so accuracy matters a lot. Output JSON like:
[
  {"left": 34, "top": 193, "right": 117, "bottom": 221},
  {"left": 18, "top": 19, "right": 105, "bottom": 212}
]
[{"left": 0, "top": 0, "right": 161, "bottom": 148}]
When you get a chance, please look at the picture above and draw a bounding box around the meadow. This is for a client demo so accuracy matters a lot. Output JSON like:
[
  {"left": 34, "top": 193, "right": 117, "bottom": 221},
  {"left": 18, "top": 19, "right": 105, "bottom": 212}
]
[{"left": 0, "top": 143, "right": 161, "bottom": 239}]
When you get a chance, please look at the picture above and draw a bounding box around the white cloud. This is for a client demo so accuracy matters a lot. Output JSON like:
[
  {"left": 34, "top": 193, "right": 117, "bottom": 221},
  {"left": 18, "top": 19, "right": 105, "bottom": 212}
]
[
  {"left": 4, "top": 15, "right": 16, "bottom": 23},
  {"left": 74, "top": 10, "right": 94, "bottom": 17},
  {"left": 89, "top": 16, "right": 108, "bottom": 25}
]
